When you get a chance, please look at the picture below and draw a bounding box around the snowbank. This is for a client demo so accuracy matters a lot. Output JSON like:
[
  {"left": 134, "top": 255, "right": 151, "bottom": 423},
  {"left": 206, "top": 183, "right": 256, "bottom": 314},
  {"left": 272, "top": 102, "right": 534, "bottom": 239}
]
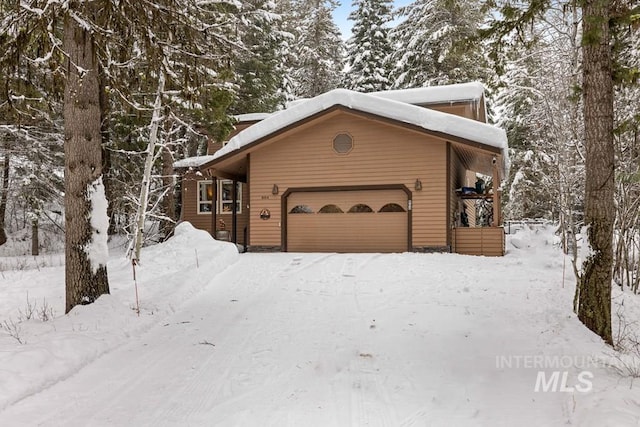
[
  {"left": 2, "top": 224, "right": 640, "bottom": 425},
  {"left": 0, "top": 222, "right": 238, "bottom": 411}
]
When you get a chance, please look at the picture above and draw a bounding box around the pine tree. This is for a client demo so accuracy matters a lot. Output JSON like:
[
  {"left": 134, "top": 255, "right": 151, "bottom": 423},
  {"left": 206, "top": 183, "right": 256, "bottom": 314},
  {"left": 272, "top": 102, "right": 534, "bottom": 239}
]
[
  {"left": 232, "top": 0, "right": 287, "bottom": 113},
  {"left": 494, "top": 7, "right": 584, "bottom": 242},
  {"left": 391, "top": 0, "right": 490, "bottom": 88},
  {"left": 63, "top": 7, "right": 110, "bottom": 311},
  {"left": 344, "top": 0, "right": 394, "bottom": 92},
  {"left": 483, "top": 0, "right": 620, "bottom": 345},
  {"left": 273, "top": 0, "right": 299, "bottom": 102},
  {"left": 0, "top": 1, "right": 65, "bottom": 249},
  {"left": 290, "top": 0, "right": 345, "bottom": 97},
  {"left": 611, "top": 15, "right": 640, "bottom": 291},
  {"left": 2, "top": 0, "right": 240, "bottom": 312},
  {"left": 576, "top": 0, "right": 615, "bottom": 345}
]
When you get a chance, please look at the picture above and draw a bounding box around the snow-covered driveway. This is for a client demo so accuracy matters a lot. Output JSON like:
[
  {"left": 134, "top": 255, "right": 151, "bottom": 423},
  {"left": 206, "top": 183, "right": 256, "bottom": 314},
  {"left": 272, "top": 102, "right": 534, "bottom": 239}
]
[{"left": 0, "top": 238, "right": 634, "bottom": 426}]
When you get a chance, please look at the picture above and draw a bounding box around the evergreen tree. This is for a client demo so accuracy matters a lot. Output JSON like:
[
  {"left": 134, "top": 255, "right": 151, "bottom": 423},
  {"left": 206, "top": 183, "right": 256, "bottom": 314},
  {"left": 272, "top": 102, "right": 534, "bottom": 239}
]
[
  {"left": 63, "top": 9, "right": 110, "bottom": 310},
  {"left": 273, "top": 0, "right": 299, "bottom": 102},
  {"left": 290, "top": 0, "right": 345, "bottom": 97},
  {"left": 611, "top": 15, "right": 640, "bottom": 291},
  {"left": 344, "top": 0, "right": 394, "bottom": 92},
  {"left": 483, "top": 0, "right": 630, "bottom": 345},
  {"left": 391, "top": 0, "right": 490, "bottom": 88},
  {"left": 232, "top": 0, "right": 287, "bottom": 113},
  {"left": 0, "top": 1, "right": 65, "bottom": 248},
  {"left": 577, "top": 0, "right": 615, "bottom": 346},
  {"left": 494, "top": 7, "right": 584, "bottom": 239},
  {"left": 1, "top": 0, "right": 240, "bottom": 312}
]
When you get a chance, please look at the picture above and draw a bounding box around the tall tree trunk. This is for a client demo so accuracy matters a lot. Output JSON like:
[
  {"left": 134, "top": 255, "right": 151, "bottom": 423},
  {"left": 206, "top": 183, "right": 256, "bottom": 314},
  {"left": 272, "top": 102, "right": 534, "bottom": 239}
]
[
  {"left": 103, "top": 143, "right": 115, "bottom": 235},
  {"left": 99, "top": 66, "right": 116, "bottom": 236},
  {"left": 575, "top": 0, "right": 614, "bottom": 345},
  {"left": 130, "top": 69, "right": 166, "bottom": 262},
  {"left": 31, "top": 219, "right": 39, "bottom": 256},
  {"left": 63, "top": 13, "right": 110, "bottom": 313},
  {"left": 0, "top": 140, "right": 10, "bottom": 246},
  {"left": 161, "top": 141, "right": 176, "bottom": 239}
]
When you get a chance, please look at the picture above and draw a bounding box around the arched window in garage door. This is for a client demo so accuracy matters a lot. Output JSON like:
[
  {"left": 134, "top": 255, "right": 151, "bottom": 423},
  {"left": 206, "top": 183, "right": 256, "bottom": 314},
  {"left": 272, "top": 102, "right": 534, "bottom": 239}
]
[
  {"left": 347, "top": 204, "right": 374, "bottom": 213},
  {"left": 318, "top": 204, "right": 344, "bottom": 213},
  {"left": 379, "top": 203, "right": 406, "bottom": 212},
  {"left": 289, "top": 205, "right": 314, "bottom": 214}
]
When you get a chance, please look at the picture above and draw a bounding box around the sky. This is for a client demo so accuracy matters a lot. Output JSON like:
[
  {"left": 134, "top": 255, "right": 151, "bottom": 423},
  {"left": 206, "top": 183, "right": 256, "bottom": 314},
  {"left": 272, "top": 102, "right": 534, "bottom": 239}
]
[{"left": 332, "top": 0, "right": 414, "bottom": 39}]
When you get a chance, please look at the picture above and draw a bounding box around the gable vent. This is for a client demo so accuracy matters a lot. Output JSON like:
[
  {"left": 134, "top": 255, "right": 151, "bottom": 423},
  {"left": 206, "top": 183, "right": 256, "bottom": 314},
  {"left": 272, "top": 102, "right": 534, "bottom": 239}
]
[{"left": 333, "top": 133, "right": 353, "bottom": 154}]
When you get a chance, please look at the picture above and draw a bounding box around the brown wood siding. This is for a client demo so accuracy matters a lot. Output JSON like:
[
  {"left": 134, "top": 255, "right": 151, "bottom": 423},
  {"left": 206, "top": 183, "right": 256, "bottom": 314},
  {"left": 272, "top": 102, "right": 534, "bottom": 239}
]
[
  {"left": 208, "top": 122, "right": 261, "bottom": 154},
  {"left": 449, "top": 147, "right": 460, "bottom": 230},
  {"left": 426, "top": 102, "right": 484, "bottom": 122},
  {"left": 452, "top": 227, "right": 505, "bottom": 256},
  {"left": 207, "top": 140, "right": 223, "bottom": 155},
  {"left": 180, "top": 171, "right": 249, "bottom": 245},
  {"left": 286, "top": 190, "right": 408, "bottom": 252},
  {"left": 448, "top": 146, "right": 458, "bottom": 246},
  {"left": 249, "top": 111, "right": 447, "bottom": 249}
]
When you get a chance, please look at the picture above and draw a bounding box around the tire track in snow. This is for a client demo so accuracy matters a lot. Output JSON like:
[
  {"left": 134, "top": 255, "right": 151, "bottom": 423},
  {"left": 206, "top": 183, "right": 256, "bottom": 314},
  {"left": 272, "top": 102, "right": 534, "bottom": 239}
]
[
  {"left": 18, "top": 321, "right": 205, "bottom": 426},
  {"left": 278, "top": 253, "right": 336, "bottom": 279},
  {"left": 348, "top": 353, "right": 398, "bottom": 426},
  {"left": 146, "top": 257, "right": 298, "bottom": 425},
  {"left": 148, "top": 330, "right": 273, "bottom": 425}
]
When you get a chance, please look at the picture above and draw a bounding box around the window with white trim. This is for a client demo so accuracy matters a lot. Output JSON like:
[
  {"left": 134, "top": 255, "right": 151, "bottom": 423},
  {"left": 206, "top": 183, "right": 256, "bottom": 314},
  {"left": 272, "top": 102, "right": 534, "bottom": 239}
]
[
  {"left": 198, "top": 181, "right": 213, "bottom": 213},
  {"left": 198, "top": 180, "right": 242, "bottom": 214},
  {"left": 219, "top": 180, "right": 242, "bottom": 213}
]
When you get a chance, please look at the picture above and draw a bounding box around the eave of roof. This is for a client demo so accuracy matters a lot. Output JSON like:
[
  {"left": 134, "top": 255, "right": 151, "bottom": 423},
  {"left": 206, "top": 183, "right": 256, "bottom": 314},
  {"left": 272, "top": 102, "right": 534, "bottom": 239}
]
[
  {"left": 233, "top": 112, "right": 271, "bottom": 122},
  {"left": 285, "top": 82, "right": 486, "bottom": 110},
  {"left": 173, "top": 155, "right": 216, "bottom": 169},
  {"left": 370, "top": 82, "right": 485, "bottom": 105}
]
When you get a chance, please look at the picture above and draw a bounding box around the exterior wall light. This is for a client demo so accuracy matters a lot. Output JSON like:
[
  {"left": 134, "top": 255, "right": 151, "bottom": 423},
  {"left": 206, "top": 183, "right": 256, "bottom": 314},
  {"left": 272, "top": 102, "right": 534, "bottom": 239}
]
[
  {"left": 272, "top": 184, "right": 279, "bottom": 195},
  {"left": 415, "top": 179, "right": 422, "bottom": 191}
]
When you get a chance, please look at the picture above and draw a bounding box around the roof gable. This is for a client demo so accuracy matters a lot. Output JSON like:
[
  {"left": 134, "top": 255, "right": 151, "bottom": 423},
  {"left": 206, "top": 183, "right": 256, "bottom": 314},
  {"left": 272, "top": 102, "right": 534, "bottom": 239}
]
[{"left": 214, "top": 88, "right": 507, "bottom": 162}]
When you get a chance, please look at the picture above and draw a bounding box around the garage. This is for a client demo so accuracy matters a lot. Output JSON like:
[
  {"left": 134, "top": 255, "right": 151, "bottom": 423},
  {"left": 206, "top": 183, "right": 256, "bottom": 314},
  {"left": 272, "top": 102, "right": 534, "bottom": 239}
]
[{"left": 285, "top": 188, "right": 410, "bottom": 253}]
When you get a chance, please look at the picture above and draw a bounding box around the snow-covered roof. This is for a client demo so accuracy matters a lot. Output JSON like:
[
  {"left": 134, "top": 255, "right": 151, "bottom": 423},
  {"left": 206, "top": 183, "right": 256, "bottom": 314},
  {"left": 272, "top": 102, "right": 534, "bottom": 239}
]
[
  {"left": 214, "top": 88, "right": 507, "bottom": 161},
  {"left": 173, "top": 154, "right": 216, "bottom": 169},
  {"left": 370, "top": 82, "right": 486, "bottom": 105},
  {"left": 285, "top": 82, "right": 486, "bottom": 110},
  {"left": 233, "top": 113, "right": 271, "bottom": 122}
]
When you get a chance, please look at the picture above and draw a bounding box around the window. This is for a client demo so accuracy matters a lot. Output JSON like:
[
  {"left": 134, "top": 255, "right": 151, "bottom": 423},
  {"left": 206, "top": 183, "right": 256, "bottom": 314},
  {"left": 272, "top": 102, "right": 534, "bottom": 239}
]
[
  {"left": 318, "top": 204, "right": 343, "bottom": 213},
  {"left": 290, "top": 205, "right": 314, "bottom": 214},
  {"left": 348, "top": 204, "right": 373, "bottom": 213},
  {"left": 198, "top": 180, "right": 242, "bottom": 214},
  {"left": 333, "top": 133, "right": 353, "bottom": 154},
  {"left": 379, "top": 203, "right": 406, "bottom": 212},
  {"left": 198, "top": 181, "right": 213, "bottom": 213},
  {"left": 219, "top": 180, "right": 242, "bottom": 213}
]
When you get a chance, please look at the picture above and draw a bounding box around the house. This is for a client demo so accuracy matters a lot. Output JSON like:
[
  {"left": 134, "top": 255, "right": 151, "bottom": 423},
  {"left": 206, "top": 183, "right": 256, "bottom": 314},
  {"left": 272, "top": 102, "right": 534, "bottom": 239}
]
[{"left": 174, "top": 82, "right": 509, "bottom": 256}]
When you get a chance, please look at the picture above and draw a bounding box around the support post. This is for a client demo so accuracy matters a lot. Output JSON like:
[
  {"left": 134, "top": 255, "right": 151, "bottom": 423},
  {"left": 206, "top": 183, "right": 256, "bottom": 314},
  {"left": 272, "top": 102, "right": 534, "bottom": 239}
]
[
  {"left": 232, "top": 179, "right": 237, "bottom": 243},
  {"left": 211, "top": 176, "right": 217, "bottom": 238},
  {"left": 492, "top": 165, "right": 500, "bottom": 227}
]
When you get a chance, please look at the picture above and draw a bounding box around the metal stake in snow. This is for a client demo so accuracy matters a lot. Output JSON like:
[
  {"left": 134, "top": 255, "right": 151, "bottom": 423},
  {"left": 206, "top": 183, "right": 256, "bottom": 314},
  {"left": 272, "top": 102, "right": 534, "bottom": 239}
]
[
  {"left": 129, "top": 68, "right": 166, "bottom": 263},
  {"left": 132, "top": 259, "right": 140, "bottom": 316}
]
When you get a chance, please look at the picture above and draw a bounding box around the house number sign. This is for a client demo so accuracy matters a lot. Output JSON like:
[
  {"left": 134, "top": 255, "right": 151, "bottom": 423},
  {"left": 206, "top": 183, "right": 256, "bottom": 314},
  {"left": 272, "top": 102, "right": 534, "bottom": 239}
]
[{"left": 260, "top": 209, "right": 271, "bottom": 220}]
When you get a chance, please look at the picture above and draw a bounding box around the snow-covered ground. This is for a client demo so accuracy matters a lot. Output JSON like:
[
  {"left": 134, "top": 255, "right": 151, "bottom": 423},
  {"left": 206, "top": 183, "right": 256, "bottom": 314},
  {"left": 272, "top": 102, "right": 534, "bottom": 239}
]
[{"left": 1, "top": 223, "right": 639, "bottom": 426}]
